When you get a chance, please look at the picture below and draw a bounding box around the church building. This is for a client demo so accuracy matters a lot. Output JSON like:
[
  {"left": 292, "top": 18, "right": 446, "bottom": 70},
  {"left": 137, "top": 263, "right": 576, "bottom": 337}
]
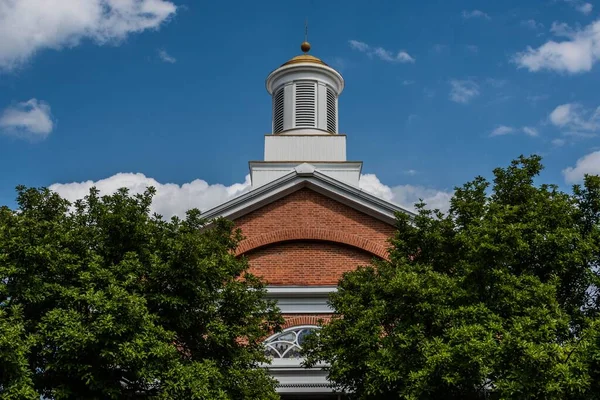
[{"left": 203, "top": 40, "right": 412, "bottom": 399}]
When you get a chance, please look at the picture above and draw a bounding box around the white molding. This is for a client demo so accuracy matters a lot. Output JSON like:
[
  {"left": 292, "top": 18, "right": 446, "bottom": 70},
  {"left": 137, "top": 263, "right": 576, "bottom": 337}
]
[
  {"left": 202, "top": 166, "right": 414, "bottom": 224},
  {"left": 266, "top": 286, "right": 337, "bottom": 296},
  {"left": 265, "top": 286, "right": 337, "bottom": 314},
  {"left": 266, "top": 64, "right": 344, "bottom": 95}
]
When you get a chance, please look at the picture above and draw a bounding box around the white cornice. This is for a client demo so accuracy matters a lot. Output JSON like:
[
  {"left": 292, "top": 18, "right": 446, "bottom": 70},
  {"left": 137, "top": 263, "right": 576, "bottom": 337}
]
[
  {"left": 202, "top": 164, "right": 414, "bottom": 224},
  {"left": 266, "top": 63, "right": 344, "bottom": 95},
  {"left": 266, "top": 286, "right": 337, "bottom": 296}
]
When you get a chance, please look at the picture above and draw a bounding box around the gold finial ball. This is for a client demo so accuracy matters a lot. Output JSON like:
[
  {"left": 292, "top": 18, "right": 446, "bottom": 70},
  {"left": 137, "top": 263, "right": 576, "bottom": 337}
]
[{"left": 300, "top": 41, "right": 311, "bottom": 53}]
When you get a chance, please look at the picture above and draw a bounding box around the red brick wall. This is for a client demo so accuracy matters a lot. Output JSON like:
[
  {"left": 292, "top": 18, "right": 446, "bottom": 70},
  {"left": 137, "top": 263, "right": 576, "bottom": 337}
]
[
  {"left": 234, "top": 188, "right": 395, "bottom": 286},
  {"left": 236, "top": 188, "right": 394, "bottom": 243},
  {"left": 281, "top": 315, "right": 332, "bottom": 329},
  {"left": 245, "top": 240, "right": 375, "bottom": 285}
]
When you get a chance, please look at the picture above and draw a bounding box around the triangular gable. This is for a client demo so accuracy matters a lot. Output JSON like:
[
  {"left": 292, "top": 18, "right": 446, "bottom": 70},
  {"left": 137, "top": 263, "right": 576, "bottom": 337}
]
[{"left": 202, "top": 164, "right": 414, "bottom": 225}]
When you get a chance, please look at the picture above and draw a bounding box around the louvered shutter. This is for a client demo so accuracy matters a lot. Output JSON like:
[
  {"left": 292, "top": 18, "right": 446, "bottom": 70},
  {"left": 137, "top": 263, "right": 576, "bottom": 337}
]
[
  {"left": 273, "top": 88, "right": 285, "bottom": 133},
  {"left": 295, "top": 81, "right": 316, "bottom": 127},
  {"left": 326, "top": 87, "right": 337, "bottom": 133}
]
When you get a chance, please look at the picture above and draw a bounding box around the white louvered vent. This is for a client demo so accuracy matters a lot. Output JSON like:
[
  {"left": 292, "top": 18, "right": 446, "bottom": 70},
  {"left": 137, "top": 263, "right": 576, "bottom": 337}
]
[
  {"left": 273, "top": 88, "right": 285, "bottom": 133},
  {"left": 295, "top": 81, "right": 316, "bottom": 127},
  {"left": 326, "top": 87, "right": 337, "bottom": 133}
]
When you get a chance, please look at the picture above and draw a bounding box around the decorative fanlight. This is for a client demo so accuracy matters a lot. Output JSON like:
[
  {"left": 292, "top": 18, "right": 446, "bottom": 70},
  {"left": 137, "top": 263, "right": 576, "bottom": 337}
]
[{"left": 264, "top": 326, "right": 319, "bottom": 359}]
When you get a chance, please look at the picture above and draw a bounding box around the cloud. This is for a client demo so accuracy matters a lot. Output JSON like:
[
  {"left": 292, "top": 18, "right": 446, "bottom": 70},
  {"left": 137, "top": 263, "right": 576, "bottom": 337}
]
[
  {"left": 521, "top": 19, "right": 544, "bottom": 30},
  {"left": 432, "top": 44, "right": 448, "bottom": 53},
  {"left": 402, "top": 80, "right": 415, "bottom": 85},
  {"left": 527, "top": 94, "right": 549, "bottom": 103},
  {"left": 449, "top": 79, "right": 480, "bottom": 104},
  {"left": 490, "top": 125, "right": 515, "bottom": 136},
  {"left": 348, "top": 40, "right": 369, "bottom": 52},
  {"left": 577, "top": 3, "right": 593, "bottom": 14},
  {"left": 50, "top": 173, "right": 252, "bottom": 219},
  {"left": 552, "top": 138, "right": 566, "bottom": 147},
  {"left": 359, "top": 174, "right": 452, "bottom": 213},
  {"left": 513, "top": 19, "right": 600, "bottom": 74},
  {"left": 0, "top": 0, "right": 177, "bottom": 71},
  {"left": 564, "top": 0, "right": 594, "bottom": 14},
  {"left": 522, "top": 126, "right": 539, "bottom": 137},
  {"left": 563, "top": 151, "right": 600, "bottom": 183},
  {"left": 403, "top": 169, "right": 418, "bottom": 176},
  {"left": 158, "top": 49, "right": 176, "bottom": 63},
  {"left": 485, "top": 78, "right": 508, "bottom": 88},
  {"left": 489, "top": 125, "right": 540, "bottom": 137},
  {"left": 462, "top": 10, "right": 491, "bottom": 20},
  {"left": 348, "top": 40, "right": 415, "bottom": 63},
  {"left": 549, "top": 103, "right": 600, "bottom": 133},
  {"left": 0, "top": 99, "right": 53, "bottom": 139},
  {"left": 49, "top": 172, "right": 453, "bottom": 218}
]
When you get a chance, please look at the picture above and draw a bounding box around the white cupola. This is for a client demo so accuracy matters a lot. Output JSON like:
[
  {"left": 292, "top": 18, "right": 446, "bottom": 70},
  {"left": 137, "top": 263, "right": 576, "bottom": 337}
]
[
  {"left": 266, "top": 41, "right": 344, "bottom": 135},
  {"left": 250, "top": 41, "right": 361, "bottom": 189}
]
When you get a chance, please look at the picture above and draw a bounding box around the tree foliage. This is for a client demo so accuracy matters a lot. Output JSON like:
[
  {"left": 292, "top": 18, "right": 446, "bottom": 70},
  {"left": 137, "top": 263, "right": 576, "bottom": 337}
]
[
  {"left": 0, "top": 186, "right": 282, "bottom": 399},
  {"left": 304, "top": 155, "right": 600, "bottom": 399}
]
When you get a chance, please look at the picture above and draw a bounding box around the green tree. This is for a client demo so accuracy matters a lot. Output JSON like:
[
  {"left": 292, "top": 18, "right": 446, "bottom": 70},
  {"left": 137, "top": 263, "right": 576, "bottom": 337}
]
[
  {"left": 304, "top": 156, "right": 600, "bottom": 400},
  {"left": 0, "top": 186, "right": 282, "bottom": 399}
]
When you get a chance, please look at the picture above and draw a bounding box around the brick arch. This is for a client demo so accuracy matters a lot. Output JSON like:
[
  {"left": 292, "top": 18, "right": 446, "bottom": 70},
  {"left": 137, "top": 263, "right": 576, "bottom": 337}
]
[
  {"left": 282, "top": 315, "right": 332, "bottom": 330},
  {"left": 235, "top": 228, "right": 389, "bottom": 260}
]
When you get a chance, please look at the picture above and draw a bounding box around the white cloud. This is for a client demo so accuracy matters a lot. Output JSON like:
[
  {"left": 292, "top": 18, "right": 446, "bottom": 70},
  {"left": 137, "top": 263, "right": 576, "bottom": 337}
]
[
  {"left": 513, "top": 19, "right": 600, "bottom": 74},
  {"left": 577, "top": 3, "right": 593, "bottom": 14},
  {"left": 348, "top": 40, "right": 415, "bottom": 63},
  {"left": 403, "top": 169, "right": 418, "bottom": 176},
  {"left": 490, "top": 125, "right": 515, "bottom": 136},
  {"left": 0, "top": 0, "right": 177, "bottom": 71},
  {"left": 523, "top": 126, "right": 539, "bottom": 137},
  {"left": 50, "top": 172, "right": 453, "bottom": 218},
  {"left": 402, "top": 80, "right": 415, "bottom": 85},
  {"left": 359, "top": 174, "right": 452, "bottom": 213},
  {"left": 462, "top": 10, "right": 491, "bottom": 20},
  {"left": 50, "top": 173, "right": 252, "bottom": 218},
  {"left": 549, "top": 103, "right": 600, "bottom": 133},
  {"left": 564, "top": 0, "right": 594, "bottom": 14},
  {"left": 158, "top": 48, "right": 176, "bottom": 63},
  {"left": 563, "top": 151, "right": 600, "bottom": 183},
  {"left": 0, "top": 99, "right": 53, "bottom": 139},
  {"left": 373, "top": 47, "right": 415, "bottom": 63},
  {"left": 449, "top": 79, "right": 480, "bottom": 104},
  {"left": 432, "top": 44, "right": 448, "bottom": 53},
  {"left": 521, "top": 19, "right": 544, "bottom": 30},
  {"left": 348, "top": 40, "right": 369, "bottom": 52},
  {"left": 485, "top": 78, "right": 508, "bottom": 88},
  {"left": 489, "top": 125, "right": 540, "bottom": 138},
  {"left": 552, "top": 138, "right": 566, "bottom": 146},
  {"left": 527, "top": 94, "right": 549, "bottom": 103}
]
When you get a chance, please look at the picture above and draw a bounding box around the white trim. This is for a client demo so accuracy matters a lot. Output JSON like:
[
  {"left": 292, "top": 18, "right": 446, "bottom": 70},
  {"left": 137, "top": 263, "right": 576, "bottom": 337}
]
[
  {"left": 266, "top": 286, "right": 337, "bottom": 296},
  {"left": 202, "top": 164, "right": 413, "bottom": 224},
  {"left": 266, "top": 63, "right": 344, "bottom": 95},
  {"left": 266, "top": 286, "right": 336, "bottom": 313}
]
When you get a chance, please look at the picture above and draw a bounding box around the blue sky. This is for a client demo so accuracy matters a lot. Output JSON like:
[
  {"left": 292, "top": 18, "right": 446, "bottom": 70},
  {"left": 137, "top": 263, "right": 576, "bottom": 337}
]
[{"left": 1, "top": 0, "right": 600, "bottom": 215}]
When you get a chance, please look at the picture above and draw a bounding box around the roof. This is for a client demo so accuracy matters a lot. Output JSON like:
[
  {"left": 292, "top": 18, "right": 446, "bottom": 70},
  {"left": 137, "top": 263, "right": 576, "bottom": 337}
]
[
  {"left": 281, "top": 54, "right": 328, "bottom": 67},
  {"left": 202, "top": 163, "right": 414, "bottom": 225}
]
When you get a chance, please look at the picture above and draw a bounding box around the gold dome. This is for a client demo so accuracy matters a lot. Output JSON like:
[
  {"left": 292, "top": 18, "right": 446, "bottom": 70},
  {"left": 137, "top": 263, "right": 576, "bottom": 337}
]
[
  {"left": 281, "top": 54, "right": 328, "bottom": 67},
  {"left": 281, "top": 41, "right": 328, "bottom": 67}
]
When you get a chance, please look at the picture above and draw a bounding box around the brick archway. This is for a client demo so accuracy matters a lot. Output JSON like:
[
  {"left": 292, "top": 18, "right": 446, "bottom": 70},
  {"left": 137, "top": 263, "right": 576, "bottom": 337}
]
[
  {"left": 281, "top": 315, "right": 332, "bottom": 330},
  {"left": 235, "top": 228, "right": 389, "bottom": 259}
]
